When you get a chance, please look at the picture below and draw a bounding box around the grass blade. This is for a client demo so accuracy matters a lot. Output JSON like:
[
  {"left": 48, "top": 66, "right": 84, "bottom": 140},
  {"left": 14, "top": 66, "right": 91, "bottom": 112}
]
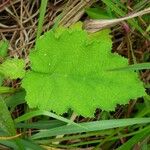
[
  {"left": 36, "top": 0, "right": 48, "bottom": 45},
  {"left": 117, "top": 126, "right": 150, "bottom": 150},
  {"left": 14, "top": 110, "right": 84, "bottom": 129},
  {"left": 16, "top": 120, "right": 66, "bottom": 129},
  {"left": 108, "top": 63, "right": 150, "bottom": 71},
  {"left": 0, "top": 40, "right": 8, "bottom": 58},
  {"left": 101, "top": 0, "right": 149, "bottom": 38},
  {"left": 31, "top": 118, "right": 150, "bottom": 139}
]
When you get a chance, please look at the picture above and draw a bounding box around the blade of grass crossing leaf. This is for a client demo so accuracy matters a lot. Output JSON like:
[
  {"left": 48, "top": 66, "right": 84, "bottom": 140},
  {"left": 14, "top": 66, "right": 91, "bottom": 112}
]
[
  {"left": 36, "top": 0, "right": 48, "bottom": 46},
  {"left": 14, "top": 110, "right": 87, "bottom": 130},
  {"left": 31, "top": 118, "right": 150, "bottom": 139}
]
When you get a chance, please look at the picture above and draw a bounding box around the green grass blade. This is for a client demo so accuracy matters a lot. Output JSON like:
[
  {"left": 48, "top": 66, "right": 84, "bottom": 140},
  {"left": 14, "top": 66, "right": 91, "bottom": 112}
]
[
  {"left": 108, "top": 63, "right": 150, "bottom": 71},
  {"left": 0, "top": 40, "right": 9, "bottom": 86},
  {"left": 0, "top": 86, "right": 16, "bottom": 94},
  {"left": 0, "top": 140, "right": 18, "bottom": 150},
  {"left": 133, "top": 0, "right": 150, "bottom": 11},
  {"left": 35, "top": 0, "right": 48, "bottom": 46},
  {"left": 5, "top": 90, "right": 25, "bottom": 109},
  {"left": 117, "top": 126, "right": 150, "bottom": 150},
  {"left": 16, "top": 120, "right": 66, "bottom": 129},
  {"left": 101, "top": 0, "right": 148, "bottom": 38},
  {"left": 0, "top": 139, "right": 44, "bottom": 150},
  {"left": 14, "top": 110, "right": 84, "bottom": 129},
  {"left": 102, "top": 0, "right": 125, "bottom": 16},
  {"left": 31, "top": 118, "right": 150, "bottom": 139},
  {"left": 0, "top": 40, "right": 8, "bottom": 58},
  {"left": 19, "top": 139, "right": 44, "bottom": 150},
  {"left": 51, "top": 13, "right": 64, "bottom": 31},
  {"left": 111, "top": 0, "right": 127, "bottom": 11},
  {"left": 146, "top": 24, "right": 150, "bottom": 32}
]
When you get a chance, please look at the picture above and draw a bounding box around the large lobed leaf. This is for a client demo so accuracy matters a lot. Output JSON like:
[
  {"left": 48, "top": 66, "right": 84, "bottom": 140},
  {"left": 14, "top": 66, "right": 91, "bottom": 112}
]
[{"left": 22, "top": 27, "right": 146, "bottom": 117}]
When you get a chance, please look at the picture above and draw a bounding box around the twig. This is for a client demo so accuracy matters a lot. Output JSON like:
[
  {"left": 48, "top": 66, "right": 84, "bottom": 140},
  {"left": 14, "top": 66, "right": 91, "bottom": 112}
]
[{"left": 84, "top": 7, "right": 150, "bottom": 32}]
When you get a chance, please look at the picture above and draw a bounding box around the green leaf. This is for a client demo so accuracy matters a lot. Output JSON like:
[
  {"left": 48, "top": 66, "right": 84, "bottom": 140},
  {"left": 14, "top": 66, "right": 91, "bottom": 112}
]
[
  {"left": 0, "top": 40, "right": 8, "bottom": 58},
  {"left": 22, "top": 27, "right": 146, "bottom": 117},
  {"left": 0, "top": 97, "right": 16, "bottom": 135},
  {"left": 0, "top": 97, "right": 25, "bottom": 150},
  {"left": 0, "top": 58, "right": 25, "bottom": 79}
]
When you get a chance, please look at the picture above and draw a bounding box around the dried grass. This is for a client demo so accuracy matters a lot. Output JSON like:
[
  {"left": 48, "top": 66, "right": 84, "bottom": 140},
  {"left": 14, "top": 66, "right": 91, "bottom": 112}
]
[{"left": 0, "top": 0, "right": 95, "bottom": 60}]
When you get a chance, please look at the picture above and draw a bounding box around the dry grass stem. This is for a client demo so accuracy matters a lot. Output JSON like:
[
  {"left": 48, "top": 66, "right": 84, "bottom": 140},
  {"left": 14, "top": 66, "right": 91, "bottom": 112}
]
[{"left": 84, "top": 7, "right": 150, "bottom": 32}]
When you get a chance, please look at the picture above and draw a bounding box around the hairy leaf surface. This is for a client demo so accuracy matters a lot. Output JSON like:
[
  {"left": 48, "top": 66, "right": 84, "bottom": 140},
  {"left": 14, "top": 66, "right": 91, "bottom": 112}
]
[
  {"left": 0, "top": 59, "right": 25, "bottom": 79},
  {"left": 22, "top": 27, "right": 146, "bottom": 117}
]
